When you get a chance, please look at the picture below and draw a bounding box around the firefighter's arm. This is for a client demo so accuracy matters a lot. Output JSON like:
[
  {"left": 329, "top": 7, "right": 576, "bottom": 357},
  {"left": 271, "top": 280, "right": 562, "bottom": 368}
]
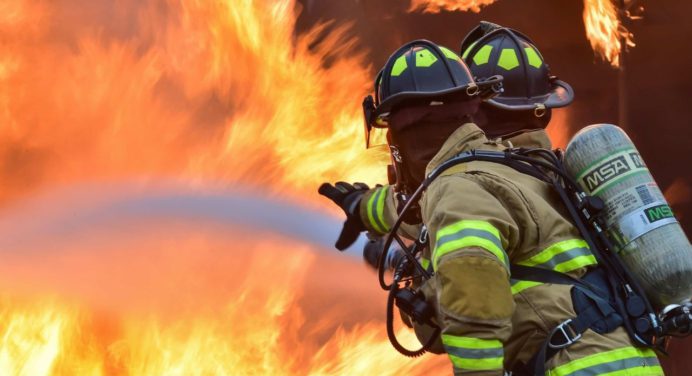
[
  {"left": 423, "top": 175, "right": 518, "bottom": 376},
  {"left": 359, "top": 185, "right": 421, "bottom": 240}
]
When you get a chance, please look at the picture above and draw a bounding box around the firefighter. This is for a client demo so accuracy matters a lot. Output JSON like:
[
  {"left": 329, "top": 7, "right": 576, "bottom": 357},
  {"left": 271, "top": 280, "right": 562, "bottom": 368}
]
[{"left": 319, "top": 33, "right": 662, "bottom": 375}]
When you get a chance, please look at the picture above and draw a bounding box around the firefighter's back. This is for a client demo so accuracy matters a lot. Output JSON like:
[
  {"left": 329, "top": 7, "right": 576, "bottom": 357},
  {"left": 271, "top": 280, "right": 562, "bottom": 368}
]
[{"left": 451, "top": 149, "right": 662, "bottom": 374}]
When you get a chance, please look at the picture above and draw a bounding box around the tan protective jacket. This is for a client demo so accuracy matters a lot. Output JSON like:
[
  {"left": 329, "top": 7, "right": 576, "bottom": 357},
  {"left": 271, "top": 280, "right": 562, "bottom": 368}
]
[{"left": 359, "top": 124, "right": 662, "bottom": 375}]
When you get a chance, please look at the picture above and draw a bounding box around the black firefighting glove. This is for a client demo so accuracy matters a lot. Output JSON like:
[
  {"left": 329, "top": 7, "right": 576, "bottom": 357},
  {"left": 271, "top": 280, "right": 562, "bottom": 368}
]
[{"left": 318, "top": 181, "right": 369, "bottom": 251}]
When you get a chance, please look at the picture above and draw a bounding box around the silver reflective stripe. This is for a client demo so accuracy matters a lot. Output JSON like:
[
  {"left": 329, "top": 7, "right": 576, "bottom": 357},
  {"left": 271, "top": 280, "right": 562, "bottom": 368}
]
[
  {"left": 445, "top": 345, "right": 503, "bottom": 360},
  {"left": 557, "top": 356, "right": 660, "bottom": 376},
  {"left": 437, "top": 228, "right": 504, "bottom": 254},
  {"left": 530, "top": 246, "right": 592, "bottom": 270},
  {"left": 435, "top": 227, "right": 509, "bottom": 268}
]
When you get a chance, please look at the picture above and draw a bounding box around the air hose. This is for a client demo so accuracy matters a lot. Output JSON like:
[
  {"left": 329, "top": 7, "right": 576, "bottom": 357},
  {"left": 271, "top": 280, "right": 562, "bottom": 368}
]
[{"left": 386, "top": 281, "right": 441, "bottom": 357}]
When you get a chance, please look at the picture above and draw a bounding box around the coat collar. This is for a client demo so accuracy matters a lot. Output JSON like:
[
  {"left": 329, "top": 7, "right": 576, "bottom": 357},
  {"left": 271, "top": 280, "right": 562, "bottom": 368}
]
[
  {"left": 503, "top": 129, "right": 553, "bottom": 150},
  {"left": 425, "top": 125, "right": 554, "bottom": 175},
  {"left": 425, "top": 123, "right": 487, "bottom": 176}
]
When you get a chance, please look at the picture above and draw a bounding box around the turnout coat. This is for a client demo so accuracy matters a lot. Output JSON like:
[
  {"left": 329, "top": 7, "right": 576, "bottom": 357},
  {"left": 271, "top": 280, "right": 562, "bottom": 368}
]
[{"left": 359, "top": 123, "right": 662, "bottom": 375}]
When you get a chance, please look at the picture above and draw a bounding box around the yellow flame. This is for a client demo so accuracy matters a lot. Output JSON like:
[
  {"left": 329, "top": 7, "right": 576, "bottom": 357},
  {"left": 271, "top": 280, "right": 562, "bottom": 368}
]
[
  {"left": 0, "top": 235, "right": 449, "bottom": 375},
  {"left": 583, "top": 0, "right": 635, "bottom": 67},
  {"left": 407, "top": 0, "right": 639, "bottom": 68},
  {"left": 0, "top": 0, "right": 388, "bottom": 205},
  {"left": 0, "top": 0, "right": 444, "bottom": 374},
  {"left": 408, "top": 0, "right": 499, "bottom": 13}
]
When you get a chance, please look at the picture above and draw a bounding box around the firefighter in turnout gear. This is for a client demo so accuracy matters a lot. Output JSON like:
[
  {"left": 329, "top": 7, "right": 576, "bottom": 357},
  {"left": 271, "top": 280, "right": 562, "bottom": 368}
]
[{"left": 319, "top": 31, "right": 663, "bottom": 375}]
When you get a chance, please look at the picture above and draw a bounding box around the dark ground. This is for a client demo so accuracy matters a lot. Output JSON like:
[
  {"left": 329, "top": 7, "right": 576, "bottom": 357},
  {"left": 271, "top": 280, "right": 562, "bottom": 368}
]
[{"left": 295, "top": 0, "right": 692, "bottom": 373}]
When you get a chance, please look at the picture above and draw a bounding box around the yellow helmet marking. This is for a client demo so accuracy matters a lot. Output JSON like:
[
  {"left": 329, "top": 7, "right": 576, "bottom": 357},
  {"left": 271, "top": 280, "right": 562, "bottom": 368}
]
[
  {"left": 472, "top": 45, "right": 493, "bottom": 66},
  {"left": 524, "top": 47, "right": 543, "bottom": 68},
  {"left": 391, "top": 55, "right": 408, "bottom": 77},
  {"left": 497, "top": 48, "right": 519, "bottom": 70},
  {"left": 440, "top": 46, "right": 461, "bottom": 62},
  {"left": 415, "top": 48, "right": 438, "bottom": 67}
]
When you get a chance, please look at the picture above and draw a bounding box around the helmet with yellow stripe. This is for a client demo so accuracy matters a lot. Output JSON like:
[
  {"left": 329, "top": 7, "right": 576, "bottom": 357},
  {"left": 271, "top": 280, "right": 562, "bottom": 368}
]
[
  {"left": 460, "top": 22, "right": 574, "bottom": 138},
  {"left": 362, "top": 39, "right": 502, "bottom": 147}
]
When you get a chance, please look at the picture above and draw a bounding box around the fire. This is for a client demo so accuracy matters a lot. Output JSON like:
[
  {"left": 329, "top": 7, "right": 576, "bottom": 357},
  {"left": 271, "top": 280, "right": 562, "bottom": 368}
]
[
  {"left": 665, "top": 179, "right": 691, "bottom": 221},
  {"left": 545, "top": 109, "right": 572, "bottom": 150},
  {"left": 408, "top": 0, "right": 499, "bottom": 13},
  {"left": 0, "top": 209, "right": 448, "bottom": 375},
  {"left": 583, "top": 0, "right": 635, "bottom": 67},
  {"left": 406, "top": 0, "right": 640, "bottom": 68},
  {"left": 0, "top": 0, "right": 450, "bottom": 374},
  {"left": 0, "top": 0, "right": 388, "bottom": 206}
]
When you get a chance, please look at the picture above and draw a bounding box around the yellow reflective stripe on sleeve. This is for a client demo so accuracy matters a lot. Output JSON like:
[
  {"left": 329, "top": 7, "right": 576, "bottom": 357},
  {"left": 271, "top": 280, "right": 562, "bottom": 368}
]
[
  {"left": 596, "top": 367, "right": 665, "bottom": 376},
  {"left": 376, "top": 188, "right": 388, "bottom": 232},
  {"left": 511, "top": 239, "right": 598, "bottom": 295},
  {"left": 433, "top": 220, "right": 508, "bottom": 271},
  {"left": 548, "top": 347, "right": 662, "bottom": 376},
  {"left": 552, "top": 255, "right": 598, "bottom": 274},
  {"left": 510, "top": 280, "right": 542, "bottom": 295},
  {"left": 365, "top": 189, "right": 384, "bottom": 234},
  {"left": 442, "top": 334, "right": 503, "bottom": 349},
  {"left": 436, "top": 219, "right": 502, "bottom": 240},
  {"left": 518, "top": 239, "right": 597, "bottom": 272},
  {"left": 365, "top": 187, "right": 389, "bottom": 234},
  {"left": 441, "top": 335, "right": 504, "bottom": 371}
]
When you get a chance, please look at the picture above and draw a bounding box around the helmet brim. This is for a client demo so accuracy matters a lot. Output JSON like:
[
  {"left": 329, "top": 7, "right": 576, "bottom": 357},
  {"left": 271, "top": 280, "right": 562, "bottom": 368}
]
[
  {"left": 373, "top": 75, "right": 502, "bottom": 122},
  {"left": 485, "top": 79, "right": 574, "bottom": 111}
]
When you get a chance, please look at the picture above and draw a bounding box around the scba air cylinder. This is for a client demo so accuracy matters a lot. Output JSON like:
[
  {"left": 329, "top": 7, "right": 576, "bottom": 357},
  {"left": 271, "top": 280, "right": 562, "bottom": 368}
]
[{"left": 564, "top": 123, "right": 692, "bottom": 308}]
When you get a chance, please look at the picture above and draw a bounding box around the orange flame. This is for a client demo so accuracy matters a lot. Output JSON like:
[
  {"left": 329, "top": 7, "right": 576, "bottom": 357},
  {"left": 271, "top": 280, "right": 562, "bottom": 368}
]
[
  {"left": 0, "top": 0, "right": 388, "bottom": 206},
  {"left": 0, "top": 0, "right": 450, "bottom": 374},
  {"left": 406, "top": 0, "right": 640, "bottom": 68},
  {"left": 408, "top": 0, "right": 499, "bottom": 13},
  {"left": 545, "top": 109, "right": 572, "bottom": 150},
  {"left": 583, "top": 0, "right": 635, "bottom": 67},
  {"left": 0, "top": 224, "right": 448, "bottom": 374},
  {"left": 664, "top": 179, "right": 691, "bottom": 221}
]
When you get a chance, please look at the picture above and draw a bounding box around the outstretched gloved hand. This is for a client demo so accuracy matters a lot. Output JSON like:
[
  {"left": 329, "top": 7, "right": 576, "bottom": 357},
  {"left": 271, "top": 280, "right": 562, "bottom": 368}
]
[{"left": 318, "top": 182, "right": 369, "bottom": 250}]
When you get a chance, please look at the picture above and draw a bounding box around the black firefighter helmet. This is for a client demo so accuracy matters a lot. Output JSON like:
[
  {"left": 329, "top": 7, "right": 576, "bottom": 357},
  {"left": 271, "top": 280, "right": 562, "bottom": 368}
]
[
  {"left": 362, "top": 39, "right": 502, "bottom": 147},
  {"left": 460, "top": 22, "right": 574, "bottom": 117}
]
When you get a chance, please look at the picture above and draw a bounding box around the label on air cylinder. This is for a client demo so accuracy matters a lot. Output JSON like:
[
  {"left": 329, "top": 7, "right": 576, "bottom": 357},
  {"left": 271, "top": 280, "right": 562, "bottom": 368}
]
[
  {"left": 610, "top": 200, "right": 678, "bottom": 248},
  {"left": 576, "top": 148, "right": 649, "bottom": 196},
  {"left": 602, "top": 182, "right": 665, "bottom": 225}
]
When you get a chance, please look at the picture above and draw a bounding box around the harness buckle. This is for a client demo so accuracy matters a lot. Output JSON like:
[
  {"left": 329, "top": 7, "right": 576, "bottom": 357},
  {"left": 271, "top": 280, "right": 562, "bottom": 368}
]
[
  {"left": 418, "top": 226, "right": 428, "bottom": 244},
  {"left": 548, "top": 319, "right": 582, "bottom": 349}
]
